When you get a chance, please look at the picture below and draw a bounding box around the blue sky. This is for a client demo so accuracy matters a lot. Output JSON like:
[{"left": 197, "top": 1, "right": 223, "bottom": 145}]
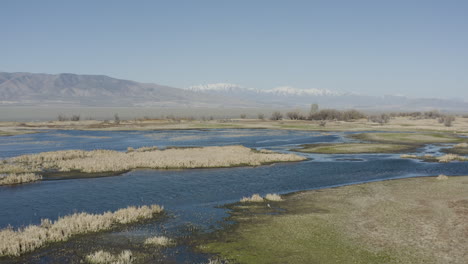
[{"left": 1, "top": 0, "right": 467, "bottom": 99}]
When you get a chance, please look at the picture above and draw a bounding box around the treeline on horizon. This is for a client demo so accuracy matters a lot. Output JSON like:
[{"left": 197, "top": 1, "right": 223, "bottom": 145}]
[{"left": 54, "top": 105, "right": 462, "bottom": 127}]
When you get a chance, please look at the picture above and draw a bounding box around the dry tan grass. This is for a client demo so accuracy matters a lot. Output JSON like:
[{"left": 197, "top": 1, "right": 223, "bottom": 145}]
[
  {"left": 265, "top": 193, "right": 283, "bottom": 201},
  {"left": 86, "top": 250, "right": 133, "bottom": 264},
  {"left": 437, "top": 154, "right": 468, "bottom": 162},
  {"left": 401, "top": 153, "right": 468, "bottom": 163},
  {"left": 240, "top": 194, "right": 264, "bottom": 203},
  {"left": 144, "top": 236, "right": 174, "bottom": 247},
  {"left": 4, "top": 146, "right": 305, "bottom": 174},
  {"left": 0, "top": 204, "right": 163, "bottom": 257},
  {"left": 454, "top": 142, "right": 468, "bottom": 148},
  {"left": 436, "top": 174, "right": 449, "bottom": 180},
  {"left": 0, "top": 173, "right": 42, "bottom": 185}
]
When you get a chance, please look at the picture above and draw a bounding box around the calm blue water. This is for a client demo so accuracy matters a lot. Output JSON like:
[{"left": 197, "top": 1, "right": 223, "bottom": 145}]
[{"left": 0, "top": 129, "right": 467, "bottom": 263}]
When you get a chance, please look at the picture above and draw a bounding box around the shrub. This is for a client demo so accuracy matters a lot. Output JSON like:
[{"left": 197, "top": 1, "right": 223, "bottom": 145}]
[
  {"left": 240, "top": 114, "right": 247, "bottom": 119},
  {"left": 286, "top": 111, "right": 300, "bottom": 120},
  {"left": 368, "top": 114, "right": 390, "bottom": 125},
  {"left": 57, "top": 114, "right": 69, "bottom": 121},
  {"left": 438, "top": 115, "right": 455, "bottom": 127},
  {"left": 257, "top": 113, "right": 265, "bottom": 120},
  {"left": 270, "top": 111, "right": 283, "bottom": 121},
  {"left": 71, "top": 115, "right": 80, "bottom": 121}
]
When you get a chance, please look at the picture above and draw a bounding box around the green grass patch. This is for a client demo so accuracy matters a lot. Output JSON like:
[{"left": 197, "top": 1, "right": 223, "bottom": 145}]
[
  {"left": 198, "top": 177, "right": 468, "bottom": 264},
  {"left": 203, "top": 216, "right": 395, "bottom": 264},
  {"left": 292, "top": 143, "right": 414, "bottom": 154},
  {"left": 350, "top": 132, "right": 465, "bottom": 144}
]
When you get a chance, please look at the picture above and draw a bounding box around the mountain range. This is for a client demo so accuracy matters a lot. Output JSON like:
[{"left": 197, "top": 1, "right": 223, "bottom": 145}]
[
  {"left": 1, "top": 72, "right": 467, "bottom": 112},
  {"left": 187, "top": 83, "right": 468, "bottom": 112},
  {"left": 0, "top": 72, "right": 248, "bottom": 107}
]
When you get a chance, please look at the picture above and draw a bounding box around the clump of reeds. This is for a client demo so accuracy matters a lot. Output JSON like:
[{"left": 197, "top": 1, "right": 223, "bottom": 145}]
[
  {"left": 436, "top": 174, "right": 449, "bottom": 180},
  {"left": 240, "top": 194, "right": 264, "bottom": 203},
  {"left": 0, "top": 173, "right": 42, "bottom": 186},
  {"left": 144, "top": 236, "right": 174, "bottom": 247},
  {"left": 86, "top": 250, "right": 133, "bottom": 264},
  {"left": 4, "top": 146, "right": 305, "bottom": 174},
  {"left": 437, "top": 154, "right": 468, "bottom": 163},
  {"left": 453, "top": 142, "right": 468, "bottom": 148},
  {"left": 265, "top": 193, "right": 283, "bottom": 201},
  {"left": 0, "top": 204, "right": 163, "bottom": 257},
  {"left": 400, "top": 154, "right": 418, "bottom": 159}
]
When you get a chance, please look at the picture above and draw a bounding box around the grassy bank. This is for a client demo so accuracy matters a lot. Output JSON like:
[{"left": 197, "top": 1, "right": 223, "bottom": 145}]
[
  {"left": 0, "top": 146, "right": 305, "bottom": 176},
  {"left": 401, "top": 153, "right": 468, "bottom": 163},
  {"left": 350, "top": 132, "right": 464, "bottom": 144},
  {"left": 199, "top": 176, "right": 468, "bottom": 264},
  {"left": 442, "top": 142, "right": 468, "bottom": 155},
  {"left": 0, "top": 204, "right": 163, "bottom": 257},
  {"left": 2, "top": 116, "right": 468, "bottom": 133},
  {"left": 292, "top": 143, "right": 414, "bottom": 154}
]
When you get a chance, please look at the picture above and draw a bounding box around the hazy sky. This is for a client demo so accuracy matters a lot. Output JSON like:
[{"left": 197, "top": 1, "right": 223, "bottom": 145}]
[{"left": 1, "top": 0, "right": 467, "bottom": 99}]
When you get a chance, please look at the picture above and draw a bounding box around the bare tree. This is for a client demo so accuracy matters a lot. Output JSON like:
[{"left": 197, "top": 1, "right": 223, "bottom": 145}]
[
  {"left": 114, "top": 113, "right": 120, "bottom": 124},
  {"left": 270, "top": 111, "right": 283, "bottom": 120}
]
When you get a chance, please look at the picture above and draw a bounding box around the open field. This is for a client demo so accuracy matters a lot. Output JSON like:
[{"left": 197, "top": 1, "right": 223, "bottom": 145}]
[
  {"left": 293, "top": 143, "right": 414, "bottom": 154},
  {"left": 200, "top": 176, "right": 468, "bottom": 264},
  {"left": 0, "top": 204, "right": 163, "bottom": 257},
  {"left": 0, "top": 146, "right": 305, "bottom": 176},
  {"left": 2, "top": 116, "right": 468, "bottom": 134}
]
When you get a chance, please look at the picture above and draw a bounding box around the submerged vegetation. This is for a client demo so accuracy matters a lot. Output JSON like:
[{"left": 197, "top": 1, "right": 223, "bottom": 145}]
[
  {"left": 293, "top": 143, "right": 413, "bottom": 154},
  {"left": 201, "top": 176, "right": 468, "bottom": 264},
  {"left": 0, "top": 204, "right": 163, "bottom": 257},
  {"left": 0, "top": 173, "right": 42, "bottom": 186},
  {"left": 0, "top": 145, "right": 305, "bottom": 175}
]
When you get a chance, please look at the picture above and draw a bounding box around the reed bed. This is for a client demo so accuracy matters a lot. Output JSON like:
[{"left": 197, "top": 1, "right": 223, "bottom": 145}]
[
  {"left": 436, "top": 154, "right": 468, "bottom": 162},
  {"left": 0, "top": 204, "right": 163, "bottom": 257},
  {"left": 144, "top": 235, "right": 173, "bottom": 247},
  {"left": 436, "top": 174, "right": 449, "bottom": 180},
  {"left": 240, "top": 194, "right": 264, "bottom": 203},
  {"left": 0, "top": 173, "right": 42, "bottom": 186},
  {"left": 4, "top": 146, "right": 305, "bottom": 174},
  {"left": 400, "top": 153, "right": 468, "bottom": 163},
  {"left": 240, "top": 193, "right": 283, "bottom": 202},
  {"left": 86, "top": 250, "right": 133, "bottom": 264},
  {"left": 453, "top": 142, "right": 468, "bottom": 148},
  {"left": 265, "top": 193, "right": 283, "bottom": 201}
]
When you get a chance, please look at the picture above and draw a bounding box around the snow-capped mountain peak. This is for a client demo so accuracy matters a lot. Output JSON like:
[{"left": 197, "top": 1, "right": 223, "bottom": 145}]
[
  {"left": 187, "top": 83, "right": 341, "bottom": 96},
  {"left": 188, "top": 83, "right": 247, "bottom": 92},
  {"left": 263, "top": 86, "right": 341, "bottom": 96}
]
